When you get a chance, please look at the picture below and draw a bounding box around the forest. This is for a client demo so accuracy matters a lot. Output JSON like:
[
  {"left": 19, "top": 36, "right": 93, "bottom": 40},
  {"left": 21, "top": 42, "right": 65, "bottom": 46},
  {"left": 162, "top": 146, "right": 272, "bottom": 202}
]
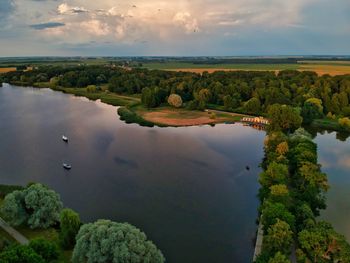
[{"left": 1, "top": 64, "right": 350, "bottom": 131}]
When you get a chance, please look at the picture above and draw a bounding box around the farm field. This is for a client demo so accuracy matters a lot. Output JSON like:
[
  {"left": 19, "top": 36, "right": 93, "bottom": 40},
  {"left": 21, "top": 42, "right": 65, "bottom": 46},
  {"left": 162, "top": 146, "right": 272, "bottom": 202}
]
[
  {"left": 142, "top": 61, "right": 350, "bottom": 76},
  {"left": 0, "top": 67, "right": 16, "bottom": 74}
]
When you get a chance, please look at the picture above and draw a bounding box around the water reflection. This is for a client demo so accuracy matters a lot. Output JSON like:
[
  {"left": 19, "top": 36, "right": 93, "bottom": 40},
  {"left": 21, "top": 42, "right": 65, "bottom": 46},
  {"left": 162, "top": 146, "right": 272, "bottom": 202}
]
[
  {"left": 0, "top": 84, "right": 265, "bottom": 263},
  {"left": 313, "top": 130, "right": 350, "bottom": 241}
]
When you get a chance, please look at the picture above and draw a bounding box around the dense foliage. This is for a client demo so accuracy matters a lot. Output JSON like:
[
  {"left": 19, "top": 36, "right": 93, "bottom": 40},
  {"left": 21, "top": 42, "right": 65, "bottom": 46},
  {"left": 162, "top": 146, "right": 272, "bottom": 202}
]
[
  {"left": 72, "top": 219, "right": 165, "bottom": 263},
  {"left": 29, "top": 238, "right": 59, "bottom": 262},
  {"left": 1, "top": 183, "right": 63, "bottom": 229},
  {"left": 255, "top": 126, "right": 350, "bottom": 262},
  {"left": 0, "top": 244, "right": 45, "bottom": 263},
  {"left": 2, "top": 65, "right": 350, "bottom": 130},
  {"left": 59, "top": 208, "right": 82, "bottom": 249}
]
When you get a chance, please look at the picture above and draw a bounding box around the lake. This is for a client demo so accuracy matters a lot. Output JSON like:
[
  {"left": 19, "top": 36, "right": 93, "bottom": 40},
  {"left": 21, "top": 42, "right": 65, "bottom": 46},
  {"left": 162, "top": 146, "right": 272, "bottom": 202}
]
[{"left": 0, "top": 84, "right": 266, "bottom": 263}]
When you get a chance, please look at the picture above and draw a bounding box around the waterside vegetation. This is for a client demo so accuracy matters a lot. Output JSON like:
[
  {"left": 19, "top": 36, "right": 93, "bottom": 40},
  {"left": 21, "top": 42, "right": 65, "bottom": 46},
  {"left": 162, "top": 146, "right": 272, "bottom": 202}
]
[{"left": 1, "top": 63, "right": 350, "bottom": 131}]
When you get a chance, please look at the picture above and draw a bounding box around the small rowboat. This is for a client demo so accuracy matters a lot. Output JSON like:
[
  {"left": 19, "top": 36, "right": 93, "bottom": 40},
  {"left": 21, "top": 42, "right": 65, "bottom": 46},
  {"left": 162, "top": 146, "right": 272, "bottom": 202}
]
[{"left": 63, "top": 163, "right": 72, "bottom": 170}]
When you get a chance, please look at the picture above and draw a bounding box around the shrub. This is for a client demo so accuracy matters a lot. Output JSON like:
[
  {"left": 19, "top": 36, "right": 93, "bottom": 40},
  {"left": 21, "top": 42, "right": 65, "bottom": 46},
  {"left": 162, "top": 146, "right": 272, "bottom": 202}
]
[
  {"left": 339, "top": 117, "right": 350, "bottom": 130},
  {"left": 29, "top": 238, "right": 59, "bottom": 262},
  {"left": 0, "top": 244, "right": 44, "bottom": 263}
]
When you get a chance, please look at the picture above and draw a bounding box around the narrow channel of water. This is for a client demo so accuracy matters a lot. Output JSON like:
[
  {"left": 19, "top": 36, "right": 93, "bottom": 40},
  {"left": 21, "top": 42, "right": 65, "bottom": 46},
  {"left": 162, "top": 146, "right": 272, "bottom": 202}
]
[{"left": 314, "top": 131, "right": 350, "bottom": 241}]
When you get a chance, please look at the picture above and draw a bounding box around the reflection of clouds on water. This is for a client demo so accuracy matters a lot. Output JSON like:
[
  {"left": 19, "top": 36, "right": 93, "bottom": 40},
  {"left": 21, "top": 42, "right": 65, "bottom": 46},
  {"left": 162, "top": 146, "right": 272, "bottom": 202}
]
[
  {"left": 316, "top": 131, "right": 350, "bottom": 241},
  {"left": 185, "top": 158, "right": 209, "bottom": 168},
  {"left": 113, "top": 156, "right": 138, "bottom": 169},
  {"left": 337, "top": 156, "right": 350, "bottom": 169}
]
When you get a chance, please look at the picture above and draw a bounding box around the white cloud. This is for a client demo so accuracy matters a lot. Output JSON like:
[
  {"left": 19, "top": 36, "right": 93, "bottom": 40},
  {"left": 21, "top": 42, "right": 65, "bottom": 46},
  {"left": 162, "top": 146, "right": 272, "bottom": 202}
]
[
  {"left": 57, "top": 3, "right": 88, "bottom": 15},
  {"left": 173, "top": 12, "right": 199, "bottom": 33},
  {"left": 81, "top": 20, "right": 109, "bottom": 36}
]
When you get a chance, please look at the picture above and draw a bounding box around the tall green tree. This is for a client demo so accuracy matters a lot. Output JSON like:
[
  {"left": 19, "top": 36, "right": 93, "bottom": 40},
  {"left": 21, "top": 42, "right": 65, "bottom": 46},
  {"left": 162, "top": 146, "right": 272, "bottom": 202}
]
[
  {"left": 264, "top": 219, "right": 293, "bottom": 255},
  {"left": 268, "top": 104, "right": 302, "bottom": 132},
  {"left": 59, "top": 208, "right": 81, "bottom": 249},
  {"left": 72, "top": 220, "right": 165, "bottom": 263},
  {"left": 1, "top": 184, "right": 63, "bottom": 229}
]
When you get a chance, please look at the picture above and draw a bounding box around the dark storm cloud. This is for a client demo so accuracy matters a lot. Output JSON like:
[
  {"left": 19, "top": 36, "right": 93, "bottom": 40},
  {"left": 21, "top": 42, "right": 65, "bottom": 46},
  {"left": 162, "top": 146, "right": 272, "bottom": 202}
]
[{"left": 30, "top": 22, "right": 65, "bottom": 30}]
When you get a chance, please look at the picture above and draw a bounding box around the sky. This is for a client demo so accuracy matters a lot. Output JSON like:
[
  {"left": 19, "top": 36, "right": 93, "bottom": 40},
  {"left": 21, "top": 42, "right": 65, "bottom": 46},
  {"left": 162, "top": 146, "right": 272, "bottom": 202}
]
[{"left": 0, "top": 0, "right": 349, "bottom": 57}]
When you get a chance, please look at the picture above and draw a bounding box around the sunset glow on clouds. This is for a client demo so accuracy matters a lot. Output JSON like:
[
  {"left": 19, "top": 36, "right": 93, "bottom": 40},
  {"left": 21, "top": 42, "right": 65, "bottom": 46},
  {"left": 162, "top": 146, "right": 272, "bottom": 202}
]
[{"left": 0, "top": 0, "right": 349, "bottom": 56}]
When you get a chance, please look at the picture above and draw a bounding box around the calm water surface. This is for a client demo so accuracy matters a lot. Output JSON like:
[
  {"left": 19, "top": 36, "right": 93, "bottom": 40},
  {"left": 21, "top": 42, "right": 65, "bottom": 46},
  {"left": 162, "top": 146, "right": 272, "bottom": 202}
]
[
  {"left": 0, "top": 84, "right": 265, "bottom": 263},
  {"left": 315, "top": 131, "right": 350, "bottom": 241}
]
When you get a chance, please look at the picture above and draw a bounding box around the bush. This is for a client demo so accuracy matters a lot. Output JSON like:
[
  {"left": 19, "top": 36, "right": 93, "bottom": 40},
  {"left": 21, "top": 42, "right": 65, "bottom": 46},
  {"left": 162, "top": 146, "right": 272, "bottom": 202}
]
[
  {"left": 29, "top": 238, "right": 59, "bottom": 262},
  {"left": 339, "top": 117, "right": 350, "bottom": 130},
  {"left": 168, "top": 94, "right": 183, "bottom": 108},
  {"left": 0, "top": 244, "right": 44, "bottom": 263},
  {"left": 86, "top": 85, "right": 97, "bottom": 93},
  {"left": 72, "top": 220, "right": 165, "bottom": 263},
  {"left": 117, "top": 107, "right": 154, "bottom": 127}
]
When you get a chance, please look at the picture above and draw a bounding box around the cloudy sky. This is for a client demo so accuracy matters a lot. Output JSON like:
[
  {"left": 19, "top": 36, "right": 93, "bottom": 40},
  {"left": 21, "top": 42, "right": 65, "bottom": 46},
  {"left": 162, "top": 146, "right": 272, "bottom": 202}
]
[{"left": 0, "top": 0, "right": 349, "bottom": 56}]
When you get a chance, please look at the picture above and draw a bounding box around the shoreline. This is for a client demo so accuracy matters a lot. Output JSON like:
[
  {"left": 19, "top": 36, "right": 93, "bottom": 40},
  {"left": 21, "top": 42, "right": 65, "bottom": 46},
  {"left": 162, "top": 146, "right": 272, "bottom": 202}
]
[{"left": 3, "top": 82, "right": 350, "bottom": 133}]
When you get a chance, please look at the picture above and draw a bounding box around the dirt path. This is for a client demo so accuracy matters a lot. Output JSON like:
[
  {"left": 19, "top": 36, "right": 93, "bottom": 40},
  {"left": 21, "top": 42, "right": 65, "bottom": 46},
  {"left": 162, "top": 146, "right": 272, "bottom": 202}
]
[{"left": 0, "top": 217, "right": 29, "bottom": 244}]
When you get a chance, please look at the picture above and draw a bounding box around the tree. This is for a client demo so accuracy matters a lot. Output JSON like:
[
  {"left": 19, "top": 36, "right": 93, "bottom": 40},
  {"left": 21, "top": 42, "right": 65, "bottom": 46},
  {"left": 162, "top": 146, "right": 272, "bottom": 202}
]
[
  {"left": 269, "top": 184, "right": 290, "bottom": 205},
  {"left": 0, "top": 245, "right": 45, "bottom": 263},
  {"left": 141, "top": 87, "right": 157, "bottom": 108},
  {"left": 259, "top": 162, "right": 289, "bottom": 188},
  {"left": 167, "top": 94, "right": 183, "bottom": 108},
  {"left": 1, "top": 184, "right": 63, "bottom": 229},
  {"left": 264, "top": 219, "right": 293, "bottom": 255},
  {"left": 244, "top": 97, "right": 261, "bottom": 114},
  {"left": 298, "top": 221, "right": 350, "bottom": 262},
  {"left": 72, "top": 220, "right": 165, "bottom": 263},
  {"left": 1, "top": 190, "right": 27, "bottom": 226},
  {"left": 223, "top": 95, "right": 235, "bottom": 111},
  {"left": 268, "top": 252, "right": 291, "bottom": 263},
  {"left": 29, "top": 238, "right": 59, "bottom": 262},
  {"left": 276, "top": 141, "right": 289, "bottom": 156},
  {"left": 59, "top": 208, "right": 81, "bottom": 249},
  {"left": 301, "top": 100, "right": 324, "bottom": 124},
  {"left": 268, "top": 104, "right": 302, "bottom": 132},
  {"left": 262, "top": 201, "right": 295, "bottom": 231},
  {"left": 193, "top": 88, "right": 211, "bottom": 110}
]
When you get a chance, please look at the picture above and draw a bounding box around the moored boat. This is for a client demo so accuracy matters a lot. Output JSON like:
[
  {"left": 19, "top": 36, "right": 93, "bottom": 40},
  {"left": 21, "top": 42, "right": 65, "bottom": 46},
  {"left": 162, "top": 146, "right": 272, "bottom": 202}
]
[{"left": 63, "top": 163, "right": 72, "bottom": 170}]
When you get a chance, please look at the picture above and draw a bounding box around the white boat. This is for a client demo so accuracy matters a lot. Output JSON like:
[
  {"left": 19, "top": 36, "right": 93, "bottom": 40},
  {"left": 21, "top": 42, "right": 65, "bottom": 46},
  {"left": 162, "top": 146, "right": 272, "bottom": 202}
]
[
  {"left": 63, "top": 163, "right": 72, "bottom": 170},
  {"left": 62, "top": 135, "right": 68, "bottom": 142}
]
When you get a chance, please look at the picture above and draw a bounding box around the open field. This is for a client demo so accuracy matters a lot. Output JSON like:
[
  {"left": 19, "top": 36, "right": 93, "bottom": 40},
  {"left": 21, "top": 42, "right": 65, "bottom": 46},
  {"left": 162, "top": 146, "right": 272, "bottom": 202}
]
[
  {"left": 143, "top": 62, "right": 299, "bottom": 71},
  {"left": 135, "top": 106, "right": 247, "bottom": 127},
  {"left": 142, "top": 61, "right": 350, "bottom": 76},
  {"left": 0, "top": 67, "right": 16, "bottom": 74},
  {"left": 299, "top": 64, "right": 350, "bottom": 76}
]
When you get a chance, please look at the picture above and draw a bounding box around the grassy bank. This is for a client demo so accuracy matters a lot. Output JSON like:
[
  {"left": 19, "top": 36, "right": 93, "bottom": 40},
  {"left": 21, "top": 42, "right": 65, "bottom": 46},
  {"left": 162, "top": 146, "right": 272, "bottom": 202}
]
[{"left": 311, "top": 118, "right": 350, "bottom": 132}]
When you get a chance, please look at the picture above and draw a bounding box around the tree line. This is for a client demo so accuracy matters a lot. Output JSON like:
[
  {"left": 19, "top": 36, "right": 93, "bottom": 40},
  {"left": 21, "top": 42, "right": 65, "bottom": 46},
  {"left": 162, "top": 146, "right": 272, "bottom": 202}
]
[
  {"left": 254, "top": 118, "right": 350, "bottom": 262},
  {"left": 1, "top": 65, "right": 350, "bottom": 129}
]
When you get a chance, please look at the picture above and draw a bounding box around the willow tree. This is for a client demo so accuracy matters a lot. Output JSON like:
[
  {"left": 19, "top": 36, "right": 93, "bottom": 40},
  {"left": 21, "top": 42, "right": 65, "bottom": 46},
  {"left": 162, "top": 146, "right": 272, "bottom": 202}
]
[{"left": 72, "top": 220, "right": 165, "bottom": 263}]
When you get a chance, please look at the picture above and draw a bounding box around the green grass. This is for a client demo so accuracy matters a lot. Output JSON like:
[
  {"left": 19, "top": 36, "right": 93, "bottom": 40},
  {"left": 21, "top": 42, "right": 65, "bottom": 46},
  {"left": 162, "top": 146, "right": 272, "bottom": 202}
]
[
  {"left": 53, "top": 87, "right": 140, "bottom": 107},
  {"left": 311, "top": 118, "right": 350, "bottom": 132},
  {"left": 15, "top": 226, "right": 58, "bottom": 242}
]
